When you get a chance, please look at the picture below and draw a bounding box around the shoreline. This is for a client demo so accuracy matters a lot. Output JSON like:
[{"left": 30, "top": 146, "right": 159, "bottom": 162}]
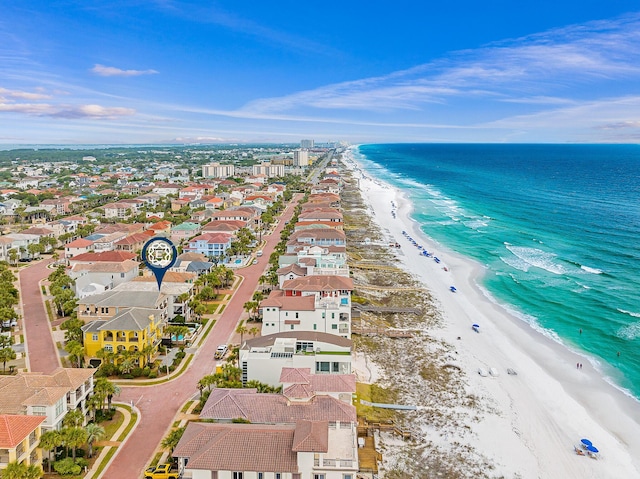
[{"left": 344, "top": 149, "right": 640, "bottom": 478}]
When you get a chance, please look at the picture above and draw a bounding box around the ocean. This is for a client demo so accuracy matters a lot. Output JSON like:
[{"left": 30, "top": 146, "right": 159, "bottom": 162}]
[{"left": 355, "top": 144, "right": 640, "bottom": 400}]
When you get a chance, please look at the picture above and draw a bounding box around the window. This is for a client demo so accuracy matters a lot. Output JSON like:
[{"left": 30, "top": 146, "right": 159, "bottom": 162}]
[
  {"left": 314, "top": 475, "right": 325, "bottom": 479},
  {"left": 331, "top": 312, "right": 335, "bottom": 319},
  {"left": 295, "top": 312, "right": 299, "bottom": 319},
  {"left": 32, "top": 406, "right": 46, "bottom": 416},
  {"left": 316, "top": 362, "right": 330, "bottom": 372},
  {"left": 343, "top": 475, "right": 353, "bottom": 479},
  {"left": 331, "top": 324, "right": 337, "bottom": 329},
  {"left": 258, "top": 474, "right": 263, "bottom": 479},
  {"left": 232, "top": 473, "right": 243, "bottom": 479},
  {"left": 55, "top": 398, "right": 65, "bottom": 417},
  {"left": 275, "top": 474, "right": 281, "bottom": 479},
  {"left": 92, "top": 334, "right": 98, "bottom": 341},
  {"left": 332, "top": 362, "right": 340, "bottom": 372},
  {"left": 313, "top": 324, "right": 317, "bottom": 330},
  {"left": 290, "top": 325, "right": 294, "bottom": 330},
  {"left": 104, "top": 345, "right": 113, "bottom": 352}
]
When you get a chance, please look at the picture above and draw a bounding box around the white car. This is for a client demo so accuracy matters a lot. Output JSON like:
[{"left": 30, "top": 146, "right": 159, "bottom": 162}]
[
  {"left": 478, "top": 368, "right": 488, "bottom": 377},
  {"left": 214, "top": 344, "right": 228, "bottom": 359}
]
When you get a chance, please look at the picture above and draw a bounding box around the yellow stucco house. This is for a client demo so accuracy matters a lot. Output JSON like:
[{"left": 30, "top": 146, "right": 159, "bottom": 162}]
[
  {"left": 0, "top": 414, "right": 45, "bottom": 471},
  {"left": 81, "top": 307, "right": 165, "bottom": 368}
]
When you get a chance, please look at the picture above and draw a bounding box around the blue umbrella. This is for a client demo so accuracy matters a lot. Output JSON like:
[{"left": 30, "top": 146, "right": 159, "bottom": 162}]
[
  {"left": 586, "top": 445, "right": 599, "bottom": 453},
  {"left": 580, "top": 439, "right": 592, "bottom": 447}
]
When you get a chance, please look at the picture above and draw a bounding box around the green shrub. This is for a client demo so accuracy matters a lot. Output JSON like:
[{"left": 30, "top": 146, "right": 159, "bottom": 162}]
[
  {"left": 142, "top": 367, "right": 151, "bottom": 376},
  {"left": 121, "top": 374, "right": 134, "bottom": 379},
  {"left": 76, "top": 457, "right": 89, "bottom": 468},
  {"left": 148, "top": 371, "right": 158, "bottom": 379},
  {"left": 54, "top": 457, "right": 81, "bottom": 475},
  {"left": 131, "top": 367, "right": 143, "bottom": 377}
]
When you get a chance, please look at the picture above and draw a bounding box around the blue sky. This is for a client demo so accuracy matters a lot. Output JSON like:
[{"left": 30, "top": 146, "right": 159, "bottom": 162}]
[{"left": 2, "top": 1, "right": 640, "bottom": 145}]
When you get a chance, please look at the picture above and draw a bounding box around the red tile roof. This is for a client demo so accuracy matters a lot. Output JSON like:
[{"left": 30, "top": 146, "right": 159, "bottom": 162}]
[
  {"left": 282, "top": 275, "right": 353, "bottom": 292},
  {"left": 173, "top": 422, "right": 299, "bottom": 473},
  {"left": 65, "top": 238, "right": 93, "bottom": 248},
  {"left": 0, "top": 415, "right": 45, "bottom": 448},
  {"left": 70, "top": 251, "right": 136, "bottom": 263},
  {"left": 199, "top": 388, "right": 356, "bottom": 423},
  {"left": 260, "top": 290, "right": 316, "bottom": 311}
]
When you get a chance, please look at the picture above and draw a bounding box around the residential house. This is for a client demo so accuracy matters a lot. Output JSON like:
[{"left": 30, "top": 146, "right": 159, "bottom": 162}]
[
  {"left": 82, "top": 308, "right": 164, "bottom": 368},
  {"left": 0, "top": 368, "right": 96, "bottom": 431},
  {"left": 68, "top": 250, "right": 137, "bottom": 268},
  {"left": 173, "top": 420, "right": 358, "bottom": 479},
  {"left": 170, "top": 198, "right": 189, "bottom": 212},
  {"left": 182, "top": 233, "right": 232, "bottom": 263},
  {"left": 240, "top": 332, "right": 353, "bottom": 387},
  {"left": 285, "top": 229, "right": 346, "bottom": 254},
  {"left": 40, "top": 198, "right": 70, "bottom": 216},
  {"left": 261, "top": 275, "right": 353, "bottom": 338},
  {"left": 152, "top": 183, "right": 181, "bottom": 197},
  {"left": 146, "top": 220, "right": 172, "bottom": 236},
  {"left": 177, "top": 387, "right": 358, "bottom": 479},
  {"left": 0, "top": 415, "right": 45, "bottom": 471},
  {"left": 170, "top": 222, "right": 201, "bottom": 244},
  {"left": 114, "top": 231, "right": 154, "bottom": 253},
  {"left": 277, "top": 245, "right": 349, "bottom": 281},
  {"left": 70, "top": 260, "right": 140, "bottom": 298},
  {"left": 91, "top": 232, "right": 129, "bottom": 252},
  {"left": 64, "top": 238, "right": 94, "bottom": 260}
]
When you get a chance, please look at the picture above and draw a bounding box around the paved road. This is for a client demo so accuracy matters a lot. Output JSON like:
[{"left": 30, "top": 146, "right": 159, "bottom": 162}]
[
  {"left": 19, "top": 258, "right": 60, "bottom": 374},
  {"left": 103, "top": 194, "right": 301, "bottom": 479}
]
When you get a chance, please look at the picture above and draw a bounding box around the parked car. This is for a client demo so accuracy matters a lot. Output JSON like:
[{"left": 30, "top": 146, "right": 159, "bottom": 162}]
[
  {"left": 214, "top": 344, "right": 228, "bottom": 359},
  {"left": 256, "top": 250, "right": 263, "bottom": 257},
  {"left": 144, "top": 463, "right": 180, "bottom": 479}
]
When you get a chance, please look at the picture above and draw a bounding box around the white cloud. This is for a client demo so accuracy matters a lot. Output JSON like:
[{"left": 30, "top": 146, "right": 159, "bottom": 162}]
[
  {"left": 0, "top": 87, "right": 52, "bottom": 100},
  {"left": 91, "top": 64, "right": 159, "bottom": 77},
  {"left": 0, "top": 101, "right": 135, "bottom": 119}
]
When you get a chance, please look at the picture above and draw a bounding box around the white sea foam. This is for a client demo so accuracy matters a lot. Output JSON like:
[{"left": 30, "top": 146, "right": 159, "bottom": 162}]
[
  {"left": 500, "top": 255, "right": 530, "bottom": 272},
  {"left": 618, "top": 309, "right": 640, "bottom": 318},
  {"left": 580, "top": 265, "right": 603, "bottom": 274},
  {"left": 504, "top": 244, "right": 566, "bottom": 275},
  {"left": 617, "top": 321, "right": 640, "bottom": 340}
]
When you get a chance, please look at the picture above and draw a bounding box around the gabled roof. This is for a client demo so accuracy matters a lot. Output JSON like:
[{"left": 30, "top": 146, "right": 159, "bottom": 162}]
[
  {"left": 276, "top": 264, "right": 307, "bottom": 276},
  {"left": 97, "top": 307, "right": 158, "bottom": 331},
  {"left": 187, "top": 232, "right": 232, "bottom": 244},
  {"left": 0, "top": 415, "right": 45, "bottom": 448}
]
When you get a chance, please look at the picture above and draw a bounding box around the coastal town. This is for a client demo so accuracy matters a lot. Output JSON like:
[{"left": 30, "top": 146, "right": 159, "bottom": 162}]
[
  {"left": 1, "top": 141, "right": 639, "bottom": 479},
  {"left": 0, "top": 142, "right": 397, "bottom": 479}
]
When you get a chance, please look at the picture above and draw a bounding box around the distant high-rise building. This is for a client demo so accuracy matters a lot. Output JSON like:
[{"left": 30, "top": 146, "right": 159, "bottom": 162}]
[
  {"left": 293, "top": 149, "right": 309, "bottom": 167},
  {"left": 202, "top": 162, "right": 235, "bottom": 178},
  {"left": 252, "top": 162, "right": 285, "bottom": 178},
  {"left": 300, "top": 139, "right": 314, "bottom": 149}
]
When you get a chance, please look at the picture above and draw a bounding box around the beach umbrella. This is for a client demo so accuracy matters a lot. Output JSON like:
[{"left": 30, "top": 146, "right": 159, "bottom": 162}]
[
  {"left": 472, "top": 324, "right": 480, "bottom": 328},
  {"left": 586, "top": 445, "right": 599, "bottom": 453},
  {"left": 580, "top": 439, "right": 592, "bottom": 447}
]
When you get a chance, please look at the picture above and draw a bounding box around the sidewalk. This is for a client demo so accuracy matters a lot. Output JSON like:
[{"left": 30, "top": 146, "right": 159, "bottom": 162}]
[{"left": 86, "top": 404, "right": 137, "bottom": 479}]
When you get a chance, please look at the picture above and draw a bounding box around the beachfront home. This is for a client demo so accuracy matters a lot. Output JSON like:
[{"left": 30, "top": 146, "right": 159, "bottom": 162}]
[
  {"left": 285, "top": 228, "right": 346, "bottom": 253},
  {"left": 173, "top": 420, "right": 358, "bottom": 479},
  {"left": 0, "top": 415, "right": 45, "bottom": 472},
  {"left": 260, "top": 275, "right": 353, "bottom": 338},
  {"left": 239, "top": 332, "right": 353, "bottom": 387}
]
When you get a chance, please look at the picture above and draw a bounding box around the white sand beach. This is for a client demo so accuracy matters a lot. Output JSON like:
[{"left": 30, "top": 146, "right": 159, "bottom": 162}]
[{"left": 344, "top": 152, "right": 640, "bottom": 478}]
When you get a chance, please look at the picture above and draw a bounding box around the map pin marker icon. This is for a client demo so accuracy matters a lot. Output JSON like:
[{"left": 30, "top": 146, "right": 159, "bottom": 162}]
[{"left": 141, "top": 237, "right": 178, "bottom": 290}]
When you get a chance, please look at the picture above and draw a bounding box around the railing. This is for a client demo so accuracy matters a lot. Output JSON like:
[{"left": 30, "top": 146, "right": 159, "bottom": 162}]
[{"left": 313, "top": 458, "right": 354, "bottom": 468}]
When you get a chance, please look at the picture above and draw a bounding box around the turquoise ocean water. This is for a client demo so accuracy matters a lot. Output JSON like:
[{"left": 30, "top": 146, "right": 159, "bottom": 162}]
[{"left": 355, "top": 144, "right": 640, "bottom": 400}]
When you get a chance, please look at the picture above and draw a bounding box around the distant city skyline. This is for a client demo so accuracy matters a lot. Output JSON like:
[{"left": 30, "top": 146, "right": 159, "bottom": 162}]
[{"left": 2, "top": 1, "right": 640, "bottom": 145}]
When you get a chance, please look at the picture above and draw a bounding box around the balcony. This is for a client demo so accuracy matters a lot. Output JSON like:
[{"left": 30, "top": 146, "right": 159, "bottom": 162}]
[{"left": 313, "top": 458, "right": 354, "bottom": 468}]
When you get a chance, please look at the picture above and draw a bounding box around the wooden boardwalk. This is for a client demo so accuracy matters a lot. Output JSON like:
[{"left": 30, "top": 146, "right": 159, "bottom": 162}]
[{"left": 351, "top": 326, "right": 416, "bottom": 338}]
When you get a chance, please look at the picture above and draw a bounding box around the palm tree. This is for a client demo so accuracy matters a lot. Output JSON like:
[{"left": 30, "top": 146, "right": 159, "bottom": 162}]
[
  {"left": 94, "top": 377, "right": 120, "bottom": 412},
  {"left": 0, "top": 347, "right": 16, "bottom": 373},
  {"left": 39, "top": 429, "right": 63, "bottom": 473},
  {"left": 160, "top": 427, "right": 185, "bottom": 454},
  {"left": 86, "top": 395, "right": 102, "bottom": 422},
  {"left": 65, "top": 340, "right": 84, "bottom": 368},
  {"left": 235, "top": 323, "right": 248, "bottom": 345},
  {"left": 63, "top": 427, "right": 88, "bottom": 460},
  {"left": 140, "top": 343, "right": 155, "bottom": 367},
  {"left": 85, "top": 422, "right": 105, "bottom": 458},
  {"left": 62, "top": 408, "right": 85, "bottom": 428},
  {"left": 248, "top": 327, "right": 260, "bottom": 339},
  {"left": 0, "top": 460, "right": 43, "bottom": 479},
  {"left": 7, "top": 249, "right": 18, "bottom": 267}
]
